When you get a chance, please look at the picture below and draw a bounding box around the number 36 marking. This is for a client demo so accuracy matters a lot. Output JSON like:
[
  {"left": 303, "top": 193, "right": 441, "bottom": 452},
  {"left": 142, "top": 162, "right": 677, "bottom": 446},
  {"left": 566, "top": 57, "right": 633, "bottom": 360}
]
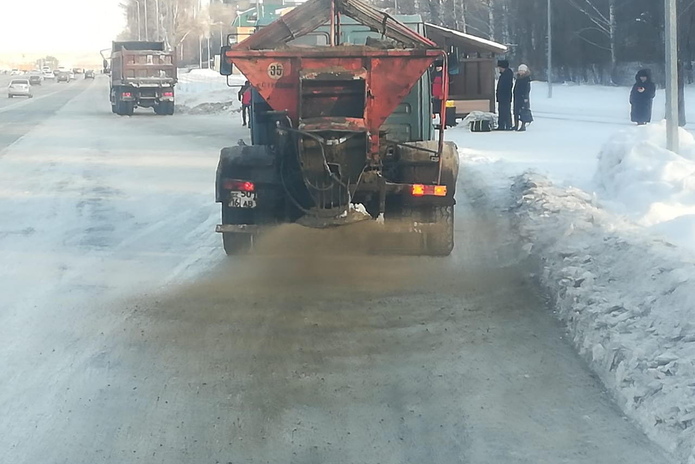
[{"left": 267, "top": 62, "right": 284, "bottom": 80}]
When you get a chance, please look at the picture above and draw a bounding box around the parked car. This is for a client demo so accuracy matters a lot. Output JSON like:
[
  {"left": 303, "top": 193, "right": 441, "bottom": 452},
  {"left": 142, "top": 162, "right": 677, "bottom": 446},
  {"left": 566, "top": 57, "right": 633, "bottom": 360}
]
[
  {"left": 56, "top": 71, "right": 71, "bottom": 83},
  {"left": 28, "top": 74, "right": 43, "bottom": 85},
  {"left": 8, "top": 79, "right": 33, "bottom": 98},
  {"left": 84, "top": 69, "right": 95, "bottom": 79}
]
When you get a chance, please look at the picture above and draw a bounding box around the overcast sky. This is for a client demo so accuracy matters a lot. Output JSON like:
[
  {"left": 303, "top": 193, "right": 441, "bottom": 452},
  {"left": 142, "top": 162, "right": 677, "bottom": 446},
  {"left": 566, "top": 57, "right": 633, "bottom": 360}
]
[{"left": 0, "top": 0, "right": 125, "bottom": 54}]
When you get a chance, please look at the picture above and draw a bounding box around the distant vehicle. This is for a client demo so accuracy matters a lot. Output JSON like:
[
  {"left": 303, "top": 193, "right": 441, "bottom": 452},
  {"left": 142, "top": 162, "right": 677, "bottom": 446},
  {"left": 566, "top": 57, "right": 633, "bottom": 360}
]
[
  {"left": 28, "top": 74, "right": 43, "bottom": 85},
  {"left": 84, "top": 70, "right": 95, "bottom": 79},
  {"left": 109, "top": 41, "right": 177, "bottom": 116},
  {"left": 73, "top": 68, "right": 84, "bottom": 74},
  {"left": 56, "top": 71, "right": 71, "bottom": 83},
  {"left": 43, "top": 71, "right": 55, "bottom": 80},
  {"left": 8, "top": 79, "right": 33, "bottom": 98},
  {"left": 10, "top": 69, "right": 21, "bottom": 75},
  {"left": 69, "top": 69, "right": 75, "bottom": 80}
]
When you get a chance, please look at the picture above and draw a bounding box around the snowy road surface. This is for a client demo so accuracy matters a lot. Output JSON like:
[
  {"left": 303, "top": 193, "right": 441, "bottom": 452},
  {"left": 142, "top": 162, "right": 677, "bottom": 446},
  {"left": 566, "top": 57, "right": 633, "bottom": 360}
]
[{"left": 0, "top": 77, "right": 675, "bottom": 463}]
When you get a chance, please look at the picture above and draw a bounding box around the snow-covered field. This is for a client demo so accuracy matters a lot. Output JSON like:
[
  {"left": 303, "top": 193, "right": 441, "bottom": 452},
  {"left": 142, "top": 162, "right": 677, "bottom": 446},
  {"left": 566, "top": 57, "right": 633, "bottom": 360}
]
[{"left": 450, "top": 83, "right": 695, "bottom": 462}]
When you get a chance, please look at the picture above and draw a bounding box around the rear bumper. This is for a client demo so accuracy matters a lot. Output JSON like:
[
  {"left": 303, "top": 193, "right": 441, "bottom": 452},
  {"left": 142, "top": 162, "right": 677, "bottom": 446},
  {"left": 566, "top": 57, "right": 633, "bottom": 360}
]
[{"left": 216, "top": 224, "right": 262, "bottom": 234}]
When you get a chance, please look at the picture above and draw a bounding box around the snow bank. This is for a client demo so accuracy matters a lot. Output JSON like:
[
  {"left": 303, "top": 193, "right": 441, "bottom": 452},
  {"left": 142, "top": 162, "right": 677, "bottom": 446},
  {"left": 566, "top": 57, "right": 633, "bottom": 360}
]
[
  {"left": 594, "top": 122, "right": 695, "bottom": 249},
  {"left": 176, "top": 69, "right": 245, "bottom": 114},
  {"left": 510, "top": 172, "right": 695, "bottom": 463}
]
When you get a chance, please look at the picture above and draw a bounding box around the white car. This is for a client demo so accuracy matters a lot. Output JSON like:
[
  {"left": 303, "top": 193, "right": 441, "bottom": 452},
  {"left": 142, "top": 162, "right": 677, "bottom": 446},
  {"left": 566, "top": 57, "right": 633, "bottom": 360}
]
[
  {"left": 8, "top": 79, "right": 33, "bottom": 98},
  {"left": 43, "top": 71, "right": 55, "bottom": 80}
]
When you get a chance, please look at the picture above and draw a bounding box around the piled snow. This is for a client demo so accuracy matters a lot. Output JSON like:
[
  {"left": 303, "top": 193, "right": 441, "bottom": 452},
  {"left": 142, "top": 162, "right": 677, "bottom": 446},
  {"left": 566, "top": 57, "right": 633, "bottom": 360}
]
[
  {"left": 452, "top": 83, "right": 695, "bottom": 462},
  {"left": 594, "top": 122, "right": 695, "bottom": 249},
  {"left": 176, "top": 68, "right": 246, "bottom": 114},
  {"left": 505, "top": 172, "right": 695, "bottom": 463}
]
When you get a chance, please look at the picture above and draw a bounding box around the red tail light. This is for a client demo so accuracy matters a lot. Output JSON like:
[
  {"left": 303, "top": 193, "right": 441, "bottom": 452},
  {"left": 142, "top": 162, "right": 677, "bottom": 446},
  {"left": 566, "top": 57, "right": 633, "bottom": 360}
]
[
  {"left": 162, "top": 91, "right": 173, "bottom": 97},
  {"left": 122, "top": 92, "right": 132, "bottom": 97},
  {"left": 222, "top": 179, "right": 255, "bottom": 192},
  {"left": 411, "top": 184, "right": 447, "bottom": 197}
]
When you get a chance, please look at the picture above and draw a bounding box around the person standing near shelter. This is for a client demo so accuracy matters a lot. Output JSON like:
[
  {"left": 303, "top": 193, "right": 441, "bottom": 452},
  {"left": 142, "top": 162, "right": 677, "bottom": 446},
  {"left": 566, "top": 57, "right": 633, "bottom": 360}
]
[
  {"left": 496, "top": 60, "right": 514, "bottom": 131},
  {"left": 630, "top": 69, "right": 656, "bottom": 126},
  {"left": 431, "top": 64, "right": 444, "bottom": 117},
  {"left": 238, "top": 80, "right": 252, "bottom": 127},
  {"left": 513, "top": 64, "right": 532, "bottom": 132}
]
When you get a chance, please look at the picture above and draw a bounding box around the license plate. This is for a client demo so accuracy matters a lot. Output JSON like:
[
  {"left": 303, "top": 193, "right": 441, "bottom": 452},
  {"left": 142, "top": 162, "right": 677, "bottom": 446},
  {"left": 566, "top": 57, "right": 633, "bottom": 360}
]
[{"left": 229, "top": 191, "right": 257, "bottom": 208}]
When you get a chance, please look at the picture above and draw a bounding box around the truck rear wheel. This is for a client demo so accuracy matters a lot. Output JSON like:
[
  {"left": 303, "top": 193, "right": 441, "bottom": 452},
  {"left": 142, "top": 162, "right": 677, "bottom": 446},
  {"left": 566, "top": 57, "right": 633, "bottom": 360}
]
[
  {"left": 154, "top": 102, "right": 174, "bottom": 115},
  {"left": 222, "top": 233, "right": 253, "bottom": 255},
  {"left": 221, "top": 205, "right": 254, "bottom": 255},
  {"left": 116, "top": 101, "right": 134, "bottom": 116},
  {"left": 400, "top": 205, "right": 455, "bottom": 256},
  {"left": 424, "top": 205, "right": 455, "bottom": 256}
]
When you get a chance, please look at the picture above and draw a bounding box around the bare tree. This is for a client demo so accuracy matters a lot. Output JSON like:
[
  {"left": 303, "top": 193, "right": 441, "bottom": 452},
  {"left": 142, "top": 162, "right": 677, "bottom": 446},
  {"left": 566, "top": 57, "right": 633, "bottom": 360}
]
[{"left": 566, "top": 0, "right": 618, "bottom": 73}]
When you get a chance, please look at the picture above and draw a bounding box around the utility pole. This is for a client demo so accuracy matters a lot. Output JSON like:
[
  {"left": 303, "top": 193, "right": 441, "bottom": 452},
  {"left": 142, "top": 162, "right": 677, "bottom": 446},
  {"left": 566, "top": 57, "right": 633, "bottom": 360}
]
[
  {"left": 155, "top": 0, "right": 160, "bottom": 41},
  {"left": 144, "top": 0, "right": 149, "bottom": 41},
  {"left": 547, "top": 0, "right": 553, "bottom": 98},
  {"left": 134, "top": 0, "right": 142, "bottom": 40},
  {"left": 665, "top": 0, "right": 679, "bottom": 152}
]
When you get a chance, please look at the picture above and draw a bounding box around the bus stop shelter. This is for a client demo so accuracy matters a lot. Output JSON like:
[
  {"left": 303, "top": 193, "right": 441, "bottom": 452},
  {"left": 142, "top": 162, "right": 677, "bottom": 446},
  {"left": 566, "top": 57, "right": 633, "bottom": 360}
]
[{"left": 424, "top": 23, "right": 508, "bottom": 117}]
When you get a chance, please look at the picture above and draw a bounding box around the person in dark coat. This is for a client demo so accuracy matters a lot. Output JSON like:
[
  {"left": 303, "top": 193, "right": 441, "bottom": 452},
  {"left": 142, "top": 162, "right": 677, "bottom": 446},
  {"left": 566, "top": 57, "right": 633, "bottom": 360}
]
[
  {"left": 496, "top": 59, "right": 514, "bottom": 130},
  {"left": 513, "top": 64, "right": 532, "bottom": 132},
  {"left": 630, "top": 70, "right": 656, "bottom": 125}
]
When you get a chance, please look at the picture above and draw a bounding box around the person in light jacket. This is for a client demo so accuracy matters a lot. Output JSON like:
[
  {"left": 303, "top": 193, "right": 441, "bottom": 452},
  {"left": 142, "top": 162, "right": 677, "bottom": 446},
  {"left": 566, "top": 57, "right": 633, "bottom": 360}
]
[
  {"left": 630, "top": 69, "right": 656, "bottom": 125},
  {"left": 513, "top": 64, "right": 532, "bottom": 132}
]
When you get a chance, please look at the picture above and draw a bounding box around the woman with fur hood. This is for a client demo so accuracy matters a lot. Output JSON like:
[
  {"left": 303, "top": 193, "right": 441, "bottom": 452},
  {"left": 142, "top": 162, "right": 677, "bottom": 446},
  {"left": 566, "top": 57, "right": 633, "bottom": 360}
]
[
  {"left": 513, "top": 64, "right": 532, "bottom": 131},
  {"left": 630, "top": 69, "right": 656, "bottom": 125}
]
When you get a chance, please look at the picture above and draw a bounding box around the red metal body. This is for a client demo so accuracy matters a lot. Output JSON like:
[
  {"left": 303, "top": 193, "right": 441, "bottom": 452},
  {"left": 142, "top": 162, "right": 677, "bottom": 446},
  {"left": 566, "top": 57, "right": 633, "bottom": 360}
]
[
  {"left": 226, "top": 48, "right": 441, "bottom": 161},
  {"left": 224, "top": 0, "right": 447, "bottom": 163}
]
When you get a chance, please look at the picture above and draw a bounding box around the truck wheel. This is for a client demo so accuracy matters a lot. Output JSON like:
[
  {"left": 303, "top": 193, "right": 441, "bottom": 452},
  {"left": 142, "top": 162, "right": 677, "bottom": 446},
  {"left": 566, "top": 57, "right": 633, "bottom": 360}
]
[
  {"left": 425, "top": 205, "right": 455, "bottom": 256},
  {"left": 400, "top": 205, "right": 454, "bottom": 256},
  {"left": 123, "top": 101, "right": 134, "bottom": 116},
  {"left": 154, "top": 104, "right": 163, "bottom": 115},
  {"left": 165, "top": 101, "right": 175, "bottom": 115},
  {"left": 111, "top": 103, "right": 117, "bottom": 114},
  {"left": 222, "top": 233, "right": 253, "bottom": 255},
  {"left": 221, "top": 205, "right": 253, "bottom": 255}
]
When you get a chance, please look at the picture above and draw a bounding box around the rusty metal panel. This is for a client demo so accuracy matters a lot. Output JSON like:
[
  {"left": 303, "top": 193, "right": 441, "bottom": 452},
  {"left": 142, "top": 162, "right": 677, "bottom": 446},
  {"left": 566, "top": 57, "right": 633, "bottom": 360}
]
[
  {"left": 233, "top": 0, "right": 435, "bottom": 51},
  {"left": 228, "top": 49, "right": 439, "bottom": 129}
]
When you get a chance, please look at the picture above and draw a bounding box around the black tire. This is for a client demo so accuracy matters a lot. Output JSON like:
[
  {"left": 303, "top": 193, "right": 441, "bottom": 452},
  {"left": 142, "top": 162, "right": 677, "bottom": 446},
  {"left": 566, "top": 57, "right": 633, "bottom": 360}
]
[
  {"left": 7, "top": 95, "right": 12, "bottom": 98},
  {"left": 425, "top": 205, "right": 455, "bottom": 256},
  {"left": 221, "top": 205, "right": 253, "bottom": 255},
  {"left": 222, "top": 233, "right": 253, "bottom": 255},
  {"left": 123, "top": 101, "right": 134, "bottom": 116},
  {"left": 164, "top": 101, "right": 175, "bottom": 115},
  {"left": 111, "top": 102, "right": 117, "bottom": 113},
  {"left": 401, "top": 205, "right": 455, "bottom": 256}
]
